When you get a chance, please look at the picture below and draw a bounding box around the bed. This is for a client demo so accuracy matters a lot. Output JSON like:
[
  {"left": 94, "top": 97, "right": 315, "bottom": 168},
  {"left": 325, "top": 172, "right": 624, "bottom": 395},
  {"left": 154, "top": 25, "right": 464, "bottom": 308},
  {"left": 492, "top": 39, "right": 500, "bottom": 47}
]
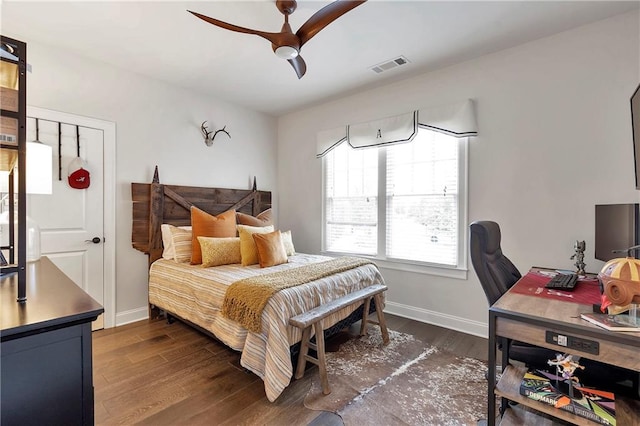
[{"left": 131, "top": 168, "right": 385, "bottom": 401}]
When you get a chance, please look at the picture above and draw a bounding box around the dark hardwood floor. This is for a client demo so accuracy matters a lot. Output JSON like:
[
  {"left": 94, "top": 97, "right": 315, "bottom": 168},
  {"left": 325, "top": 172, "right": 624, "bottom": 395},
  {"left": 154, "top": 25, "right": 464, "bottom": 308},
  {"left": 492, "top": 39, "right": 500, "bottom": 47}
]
[{"left": 92, "top": 314, "right": 488, "bottom": 425}]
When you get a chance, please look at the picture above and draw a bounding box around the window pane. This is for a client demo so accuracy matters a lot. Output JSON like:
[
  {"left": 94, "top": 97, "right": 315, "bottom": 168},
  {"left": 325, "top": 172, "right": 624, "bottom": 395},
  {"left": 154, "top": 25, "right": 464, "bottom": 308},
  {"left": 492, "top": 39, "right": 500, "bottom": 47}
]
[
  {"left": 386, "top": 130, "right": 459, "bottom": 265},
  {"left": 323, "top": 128, "right": 462, "bottom": 267},
  {"left": 325, "top": 143, "right": 377, "bottom": 255}
]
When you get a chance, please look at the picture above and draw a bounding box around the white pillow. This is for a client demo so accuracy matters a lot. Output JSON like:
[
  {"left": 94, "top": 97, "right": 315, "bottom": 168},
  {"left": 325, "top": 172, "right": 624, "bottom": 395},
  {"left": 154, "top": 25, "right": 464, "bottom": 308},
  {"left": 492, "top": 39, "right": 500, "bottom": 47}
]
[
  {"left": 280, "top": 230, "right": 295, "bottom": 256},
  {"left": 160, "top": 224, "right": 192, "bottom": 263}
]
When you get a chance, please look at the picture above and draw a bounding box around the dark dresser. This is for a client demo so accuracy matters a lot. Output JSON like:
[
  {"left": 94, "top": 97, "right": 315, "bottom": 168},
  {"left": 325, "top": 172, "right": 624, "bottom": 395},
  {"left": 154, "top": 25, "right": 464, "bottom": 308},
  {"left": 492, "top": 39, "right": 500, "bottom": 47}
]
[{"left": 1, "top": 256, "right": 104, "bottom": 425}]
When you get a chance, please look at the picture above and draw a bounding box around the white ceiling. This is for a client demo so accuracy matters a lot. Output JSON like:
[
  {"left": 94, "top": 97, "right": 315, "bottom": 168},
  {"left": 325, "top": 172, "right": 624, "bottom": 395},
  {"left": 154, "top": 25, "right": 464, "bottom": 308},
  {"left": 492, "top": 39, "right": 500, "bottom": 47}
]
[{"left": 2, "top": 1, "right": 638, "bottom": 116}]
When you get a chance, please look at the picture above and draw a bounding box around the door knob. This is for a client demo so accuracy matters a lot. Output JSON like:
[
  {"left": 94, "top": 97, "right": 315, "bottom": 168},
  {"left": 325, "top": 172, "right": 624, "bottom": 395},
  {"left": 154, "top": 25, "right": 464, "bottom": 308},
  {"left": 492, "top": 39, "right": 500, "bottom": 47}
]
[{"left": 85, "top": 237, "right": 102, "bottom": 244}]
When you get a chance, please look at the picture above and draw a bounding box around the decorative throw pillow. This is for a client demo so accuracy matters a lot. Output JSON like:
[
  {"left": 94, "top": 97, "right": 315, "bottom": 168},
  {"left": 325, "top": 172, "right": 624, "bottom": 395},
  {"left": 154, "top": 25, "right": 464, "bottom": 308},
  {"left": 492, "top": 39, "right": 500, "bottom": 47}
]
[
  {"left": 160, "top": 224, "right": 192, "bottom": 263},
  {"left": 190, "top": 207, "right": 237, "bottom": 265},
  {"left": 253, "top": 230, "right": 288, "bottom": 268},
  {"left": 198, "top": 237, "right": 241, "bottom": 267},
  {"left": 280, "top": 230, "right": 295, "bottom": 256},
  {"left": 236, "top": 208, "right": 273, "bottom": 227},
  {"left": 237, "top": 224, "right": 275, "bottom": 266},
  {"left": 161, "top": 224, "right": 177, "bottom": 260}
]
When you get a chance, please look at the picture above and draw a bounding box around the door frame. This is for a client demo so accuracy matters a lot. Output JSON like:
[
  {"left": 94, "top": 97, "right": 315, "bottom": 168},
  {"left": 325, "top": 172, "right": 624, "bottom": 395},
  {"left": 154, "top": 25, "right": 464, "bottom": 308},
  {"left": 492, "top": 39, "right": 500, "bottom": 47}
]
[{"left": 27, "top": 105, "right": 116, "bottom": 328}]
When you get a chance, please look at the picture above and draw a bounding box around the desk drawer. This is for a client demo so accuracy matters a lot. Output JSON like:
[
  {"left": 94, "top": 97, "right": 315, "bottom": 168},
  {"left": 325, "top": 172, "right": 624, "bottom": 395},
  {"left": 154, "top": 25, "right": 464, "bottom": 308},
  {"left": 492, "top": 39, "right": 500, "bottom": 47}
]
[{"left": 496, "top": 317, "right": 640, "bottom": 372}]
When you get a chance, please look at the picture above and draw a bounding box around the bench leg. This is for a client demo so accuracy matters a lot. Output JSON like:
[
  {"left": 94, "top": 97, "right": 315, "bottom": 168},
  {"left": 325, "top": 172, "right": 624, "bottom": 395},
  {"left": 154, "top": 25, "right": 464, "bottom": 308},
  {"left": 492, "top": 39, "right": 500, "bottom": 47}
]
[
  {"left": 295, "top": 326, "right": 312, "bottom": 380},
  {"left": 374, "top": 293, "right": 390, "bottom": 345},
  {"left": 360, "top": 297, "right": 372, "bottom": 336},
  {"left": 314, "top": 322, "right": 331, "bottom": 395}
]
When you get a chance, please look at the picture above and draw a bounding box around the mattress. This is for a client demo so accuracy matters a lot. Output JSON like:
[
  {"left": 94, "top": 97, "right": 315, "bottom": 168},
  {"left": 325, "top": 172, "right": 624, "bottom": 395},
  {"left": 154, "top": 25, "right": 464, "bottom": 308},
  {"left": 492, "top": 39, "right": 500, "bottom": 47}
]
[{"left": 148, "top": 253, "right": 385, "bottom": 401}]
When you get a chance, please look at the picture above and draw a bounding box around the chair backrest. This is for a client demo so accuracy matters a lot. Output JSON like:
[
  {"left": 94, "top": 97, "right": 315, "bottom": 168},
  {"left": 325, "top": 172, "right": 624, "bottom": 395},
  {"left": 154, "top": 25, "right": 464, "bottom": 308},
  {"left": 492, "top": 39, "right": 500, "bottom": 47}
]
[{"left": 469, "top": 220, "right": 522, "bottom": 306}]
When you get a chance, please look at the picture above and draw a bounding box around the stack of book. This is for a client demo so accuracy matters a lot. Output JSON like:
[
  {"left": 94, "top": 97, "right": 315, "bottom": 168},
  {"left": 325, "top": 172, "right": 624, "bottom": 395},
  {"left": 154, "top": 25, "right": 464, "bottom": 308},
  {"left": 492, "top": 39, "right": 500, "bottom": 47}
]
[{"left": 520, "top": 369, "right": 616, "bottom": 425}]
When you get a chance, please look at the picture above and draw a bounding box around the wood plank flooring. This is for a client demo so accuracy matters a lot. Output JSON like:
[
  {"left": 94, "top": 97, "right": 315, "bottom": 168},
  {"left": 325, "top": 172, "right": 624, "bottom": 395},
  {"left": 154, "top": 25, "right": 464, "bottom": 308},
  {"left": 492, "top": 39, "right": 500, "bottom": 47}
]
[{"left": 92, "top": 314, "right": 488, "bottom": 425}]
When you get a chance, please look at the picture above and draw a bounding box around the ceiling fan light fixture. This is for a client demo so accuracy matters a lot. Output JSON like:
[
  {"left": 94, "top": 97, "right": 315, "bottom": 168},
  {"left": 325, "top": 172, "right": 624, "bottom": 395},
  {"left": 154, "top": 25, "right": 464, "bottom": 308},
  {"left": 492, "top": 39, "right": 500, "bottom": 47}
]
[{"left": 274, "top": 45, "right": 299, "bottom": 60}]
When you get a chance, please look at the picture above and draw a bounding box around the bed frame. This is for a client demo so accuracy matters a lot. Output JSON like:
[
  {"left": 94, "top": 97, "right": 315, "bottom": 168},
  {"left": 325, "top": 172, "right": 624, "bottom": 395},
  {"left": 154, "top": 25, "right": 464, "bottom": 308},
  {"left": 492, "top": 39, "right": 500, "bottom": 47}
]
[{"left": 131, "top": 166, "right": 372, "bottom": 360}]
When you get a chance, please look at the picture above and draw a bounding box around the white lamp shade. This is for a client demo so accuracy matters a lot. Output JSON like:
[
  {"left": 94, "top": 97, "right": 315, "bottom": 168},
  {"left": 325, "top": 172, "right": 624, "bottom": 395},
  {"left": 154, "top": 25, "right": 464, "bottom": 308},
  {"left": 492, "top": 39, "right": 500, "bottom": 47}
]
[
  {"left": 0, "top": 141, "right": 53, "bottom": 194},
  {"left": 26, "top": 141, "right": 53, "bottom": 194}
]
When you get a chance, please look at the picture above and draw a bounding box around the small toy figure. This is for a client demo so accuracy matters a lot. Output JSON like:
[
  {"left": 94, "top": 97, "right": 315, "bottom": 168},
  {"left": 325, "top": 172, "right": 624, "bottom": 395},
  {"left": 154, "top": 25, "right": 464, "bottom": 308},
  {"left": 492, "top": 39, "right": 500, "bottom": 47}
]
[
  {"left": 548, "top": 353, "right": 585, "bottom": 398},
  {"left": 570, "top": 240, "right": 586, "bottom": 275}
]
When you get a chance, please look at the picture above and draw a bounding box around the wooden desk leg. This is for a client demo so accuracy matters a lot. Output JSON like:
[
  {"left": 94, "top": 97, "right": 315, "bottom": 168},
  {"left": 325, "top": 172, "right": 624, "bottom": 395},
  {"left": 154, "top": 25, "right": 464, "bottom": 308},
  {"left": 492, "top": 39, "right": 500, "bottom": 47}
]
[{"left": 488, "top": 310, "right": 497, "bottom": 426}]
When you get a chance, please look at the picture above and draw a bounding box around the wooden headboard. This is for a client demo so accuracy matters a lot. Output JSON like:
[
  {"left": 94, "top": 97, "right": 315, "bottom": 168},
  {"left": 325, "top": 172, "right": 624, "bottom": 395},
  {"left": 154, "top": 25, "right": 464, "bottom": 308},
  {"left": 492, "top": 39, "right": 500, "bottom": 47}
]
[{"left": 131, "top": 166, "right": 272, "bottom": 264}]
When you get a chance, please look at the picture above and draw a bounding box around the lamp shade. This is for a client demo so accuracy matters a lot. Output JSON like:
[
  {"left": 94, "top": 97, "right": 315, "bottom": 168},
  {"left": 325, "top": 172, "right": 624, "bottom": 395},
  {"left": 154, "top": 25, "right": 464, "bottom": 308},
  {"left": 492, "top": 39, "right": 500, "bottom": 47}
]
[
  {"left": 0, "top": 141, "right": 53, "bottom": 194},
  {"left": 26, "top": 141, "right": 53, "bottom": 194}
]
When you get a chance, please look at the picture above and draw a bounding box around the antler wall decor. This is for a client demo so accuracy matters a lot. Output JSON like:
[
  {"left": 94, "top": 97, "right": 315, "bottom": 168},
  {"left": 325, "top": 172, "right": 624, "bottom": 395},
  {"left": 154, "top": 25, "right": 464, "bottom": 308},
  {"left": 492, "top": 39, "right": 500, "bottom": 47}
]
[{"left": 200, "top": 121, "right": 231, "bottom": 146}]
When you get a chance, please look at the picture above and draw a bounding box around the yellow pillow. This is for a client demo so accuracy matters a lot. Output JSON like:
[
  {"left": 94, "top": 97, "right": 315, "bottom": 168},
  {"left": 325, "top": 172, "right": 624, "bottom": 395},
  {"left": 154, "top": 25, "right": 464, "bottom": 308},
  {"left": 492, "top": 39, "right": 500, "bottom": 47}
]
[
  {"left": 237, "top": 224, "right": 275, "bottom": 266},
  {"left": 236, "top": 208, "right": 273, "bottom": 227},
  {"left": 253, "top": 230, "right": 288, "bottom": 268},
  {"left": 198, "top": 237, "right": 241, "bottom": 267},
  {"left": 191, "top": 207, "right": 237, "bottom": 265},
  {"left": 280, "top": 230, "right": 295, "bottom": 256}
]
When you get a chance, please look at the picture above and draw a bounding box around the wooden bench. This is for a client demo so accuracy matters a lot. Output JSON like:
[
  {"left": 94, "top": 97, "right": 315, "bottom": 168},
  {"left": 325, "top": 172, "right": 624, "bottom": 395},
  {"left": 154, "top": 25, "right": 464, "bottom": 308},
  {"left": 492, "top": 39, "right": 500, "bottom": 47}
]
[{"left": 289, "top": 284, "right": 389, "bottom": 395}]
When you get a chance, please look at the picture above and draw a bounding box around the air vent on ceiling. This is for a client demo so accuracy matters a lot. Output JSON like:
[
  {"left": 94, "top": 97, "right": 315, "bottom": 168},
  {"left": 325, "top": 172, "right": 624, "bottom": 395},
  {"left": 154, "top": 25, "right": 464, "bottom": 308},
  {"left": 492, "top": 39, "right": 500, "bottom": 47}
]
[{"left": 370, "top": 56, "right": 410, "bottom": 74}]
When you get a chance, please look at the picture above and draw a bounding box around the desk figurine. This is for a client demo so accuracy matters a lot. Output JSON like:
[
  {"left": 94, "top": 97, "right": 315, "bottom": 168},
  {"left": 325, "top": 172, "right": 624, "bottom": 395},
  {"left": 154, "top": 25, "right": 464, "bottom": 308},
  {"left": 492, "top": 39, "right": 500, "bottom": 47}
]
[
  {"left": 570, "top": 240, "right": 586, "bottom": 275},
  {"left": 547, "top": 353, "right": 585, "bottom": 399}
]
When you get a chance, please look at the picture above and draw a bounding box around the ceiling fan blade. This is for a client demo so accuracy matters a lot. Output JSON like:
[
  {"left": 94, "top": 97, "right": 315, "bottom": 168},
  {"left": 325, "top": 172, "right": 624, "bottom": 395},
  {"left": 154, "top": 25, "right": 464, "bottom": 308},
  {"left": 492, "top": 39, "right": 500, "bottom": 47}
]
[
  {"left": 188, "top": 10, "right": 283, "bottom": 46},
  {"left": 296, "top": 0, "right": 367, "bottom": 48},
  {"left": 288, "top": 55, "right": 307, "bottom": 79}
]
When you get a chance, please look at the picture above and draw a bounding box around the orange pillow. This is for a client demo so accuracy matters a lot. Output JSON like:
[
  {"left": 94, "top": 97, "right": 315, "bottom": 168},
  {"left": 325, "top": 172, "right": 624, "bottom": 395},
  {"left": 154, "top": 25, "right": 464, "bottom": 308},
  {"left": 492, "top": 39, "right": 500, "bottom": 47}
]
[
  {"left": 236, "top": 208, "right": 273, "bottom": 227},
  {"left": 253, "top": 230, "right": 288, "bottom": 268},
  {"left": 190, "top": 207, "right": 237, "bottom": 264}
]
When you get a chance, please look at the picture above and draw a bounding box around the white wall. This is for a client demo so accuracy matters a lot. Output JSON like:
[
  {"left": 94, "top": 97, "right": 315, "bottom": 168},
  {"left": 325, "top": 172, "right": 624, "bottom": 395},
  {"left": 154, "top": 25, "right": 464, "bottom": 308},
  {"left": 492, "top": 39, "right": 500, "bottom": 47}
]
[
  {"left": 277, "top": 11, "right": 640, "bottom": 337},
  {"left": 17, "top": 39, "right": 278, "bottom": 325}
]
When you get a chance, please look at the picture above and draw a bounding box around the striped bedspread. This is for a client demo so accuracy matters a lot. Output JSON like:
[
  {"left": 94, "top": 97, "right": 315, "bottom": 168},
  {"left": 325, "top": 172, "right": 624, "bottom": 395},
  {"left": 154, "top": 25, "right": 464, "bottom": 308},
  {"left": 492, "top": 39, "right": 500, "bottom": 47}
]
[{"left": 148, "top": 253, "right": 385, "bottom": 402}]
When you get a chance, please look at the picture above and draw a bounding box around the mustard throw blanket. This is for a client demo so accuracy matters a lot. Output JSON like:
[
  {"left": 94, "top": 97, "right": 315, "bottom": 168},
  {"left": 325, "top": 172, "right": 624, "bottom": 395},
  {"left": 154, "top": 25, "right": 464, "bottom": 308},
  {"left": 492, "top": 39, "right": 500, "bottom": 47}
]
[{"left": 222, "top": 257, "right": 374, "bottom": 333}]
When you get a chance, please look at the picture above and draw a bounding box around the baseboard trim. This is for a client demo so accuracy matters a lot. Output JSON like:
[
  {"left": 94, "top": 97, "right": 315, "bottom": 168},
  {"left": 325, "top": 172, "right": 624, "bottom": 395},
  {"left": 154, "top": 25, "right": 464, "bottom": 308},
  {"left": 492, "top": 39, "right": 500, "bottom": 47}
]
[
  {"left": 113, "top": 303, "right": 487, "bottom": 337},
  {"left": 384, "top": 301, "right": 488, "bottom": 338},
  {"left": 115, "top": 307, "right": 149, "bottom": 327}
]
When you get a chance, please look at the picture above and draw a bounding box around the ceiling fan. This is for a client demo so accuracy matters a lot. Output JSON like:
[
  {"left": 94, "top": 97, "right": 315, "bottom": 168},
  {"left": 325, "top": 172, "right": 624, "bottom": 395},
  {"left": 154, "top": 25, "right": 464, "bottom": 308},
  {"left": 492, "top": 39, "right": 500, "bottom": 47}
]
[{"left": 188, "top": 0, "right": 367, "bottom": 79}]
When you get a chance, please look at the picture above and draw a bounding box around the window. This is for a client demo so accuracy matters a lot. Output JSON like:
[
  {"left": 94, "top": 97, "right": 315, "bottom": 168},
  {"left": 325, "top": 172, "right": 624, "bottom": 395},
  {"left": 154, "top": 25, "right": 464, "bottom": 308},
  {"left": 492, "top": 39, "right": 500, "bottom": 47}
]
[{"left": 323, "top": 127, "right": 468, "bottom": 270}]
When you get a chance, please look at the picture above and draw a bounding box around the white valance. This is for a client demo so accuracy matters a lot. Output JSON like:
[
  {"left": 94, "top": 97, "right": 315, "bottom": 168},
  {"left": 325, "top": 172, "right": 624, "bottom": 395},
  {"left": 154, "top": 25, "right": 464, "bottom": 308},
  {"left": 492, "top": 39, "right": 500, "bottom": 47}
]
[
  {"left": 316, "top": 126, "right": 348, "bottom": 158},
  {"left": 347, "top": 111, "right": 417, "bottom": 149},
  {"left": 417, "top": 99, "right": 477, "bottom": 137},
  {"left": 316, "top": 99, "right": 477, "bottom": 158}
]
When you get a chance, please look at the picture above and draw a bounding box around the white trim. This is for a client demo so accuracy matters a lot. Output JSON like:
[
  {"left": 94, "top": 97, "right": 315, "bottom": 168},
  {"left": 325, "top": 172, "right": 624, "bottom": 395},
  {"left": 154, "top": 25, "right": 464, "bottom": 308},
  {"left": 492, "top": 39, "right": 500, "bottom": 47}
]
[
  {"left": 115, "top": 307, "right": 149, "bottom": 327},
  {"left": 27, "top": 106, "right": 117, "bottom": 329},
  {"left": 384, "top": 300, "right": 487, "bottom": 338},
  {"left": 377, "top": 260, "right": 468, "bottom": 280}
]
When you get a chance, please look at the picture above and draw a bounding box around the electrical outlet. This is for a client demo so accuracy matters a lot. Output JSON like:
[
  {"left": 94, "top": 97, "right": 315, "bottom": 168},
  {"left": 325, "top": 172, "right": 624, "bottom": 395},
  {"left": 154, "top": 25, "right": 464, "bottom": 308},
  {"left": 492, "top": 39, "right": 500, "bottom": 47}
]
[{"left": 545, "top": 331, "right": 599, "bottom": 355}]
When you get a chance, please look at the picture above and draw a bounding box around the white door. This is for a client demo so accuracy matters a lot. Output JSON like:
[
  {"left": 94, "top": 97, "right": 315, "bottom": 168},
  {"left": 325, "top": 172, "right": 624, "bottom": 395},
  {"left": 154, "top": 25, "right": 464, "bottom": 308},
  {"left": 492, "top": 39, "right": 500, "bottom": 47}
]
[{"left": 26, "top": 107, "right": 115, "bottom": 330}]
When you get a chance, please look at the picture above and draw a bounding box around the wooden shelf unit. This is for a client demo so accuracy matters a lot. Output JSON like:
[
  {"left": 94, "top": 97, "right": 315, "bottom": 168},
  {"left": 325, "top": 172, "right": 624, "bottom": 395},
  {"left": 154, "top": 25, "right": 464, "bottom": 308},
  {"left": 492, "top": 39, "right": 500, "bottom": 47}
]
[{"left": 0, "top": 35, "right": 27, "bottom": 300}]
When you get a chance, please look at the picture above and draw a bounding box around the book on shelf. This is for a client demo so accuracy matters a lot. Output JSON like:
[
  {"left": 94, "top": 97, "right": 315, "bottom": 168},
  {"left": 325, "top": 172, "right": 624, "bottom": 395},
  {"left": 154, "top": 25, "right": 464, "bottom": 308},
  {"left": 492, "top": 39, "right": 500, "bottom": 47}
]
[
  {"left": 520, "top": 369, "right": 616, "bottom": 425},
  {"left": 580, "top": 313, "right": 640, "bottom": 332}
]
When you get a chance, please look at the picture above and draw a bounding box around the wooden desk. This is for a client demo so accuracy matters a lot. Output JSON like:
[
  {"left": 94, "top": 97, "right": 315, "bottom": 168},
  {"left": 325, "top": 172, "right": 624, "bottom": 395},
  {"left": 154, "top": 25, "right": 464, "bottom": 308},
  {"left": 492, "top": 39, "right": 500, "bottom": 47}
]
[
  {"left": 1, "top": 257, "right": 103, "bottom": 425},
  {"left": 488, "top": 270, "right": 640, "bottom": 425}
]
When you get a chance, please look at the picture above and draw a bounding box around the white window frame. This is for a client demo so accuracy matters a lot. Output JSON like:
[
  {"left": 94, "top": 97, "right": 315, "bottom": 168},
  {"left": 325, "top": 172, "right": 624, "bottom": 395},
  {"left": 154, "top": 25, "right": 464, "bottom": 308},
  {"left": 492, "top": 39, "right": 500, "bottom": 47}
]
[{"left": 321, "top": 133, "right": 469, "bottom": 279}]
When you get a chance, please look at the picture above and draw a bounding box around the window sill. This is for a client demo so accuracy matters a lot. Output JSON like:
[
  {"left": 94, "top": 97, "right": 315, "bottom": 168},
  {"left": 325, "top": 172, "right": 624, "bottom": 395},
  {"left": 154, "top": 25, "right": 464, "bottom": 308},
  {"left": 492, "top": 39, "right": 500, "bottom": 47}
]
[{"left": 320, "top": 251, "right": 468, "bottom": 280}]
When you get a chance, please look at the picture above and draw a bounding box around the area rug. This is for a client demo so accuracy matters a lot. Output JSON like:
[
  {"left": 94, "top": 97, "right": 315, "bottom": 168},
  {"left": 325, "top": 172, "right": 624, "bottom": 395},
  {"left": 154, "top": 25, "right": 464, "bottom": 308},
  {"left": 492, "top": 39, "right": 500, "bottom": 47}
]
[{"left": 304, "top": 326, "right": 488, "bottom": 425}]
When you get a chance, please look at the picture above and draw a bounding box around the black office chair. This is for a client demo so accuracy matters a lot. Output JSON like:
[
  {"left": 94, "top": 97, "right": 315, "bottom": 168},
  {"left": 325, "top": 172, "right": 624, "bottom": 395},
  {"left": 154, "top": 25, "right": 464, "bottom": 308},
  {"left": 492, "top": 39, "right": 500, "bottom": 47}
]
[{"left": 469, "top": 220, "right": 639, "bottom": 396}]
